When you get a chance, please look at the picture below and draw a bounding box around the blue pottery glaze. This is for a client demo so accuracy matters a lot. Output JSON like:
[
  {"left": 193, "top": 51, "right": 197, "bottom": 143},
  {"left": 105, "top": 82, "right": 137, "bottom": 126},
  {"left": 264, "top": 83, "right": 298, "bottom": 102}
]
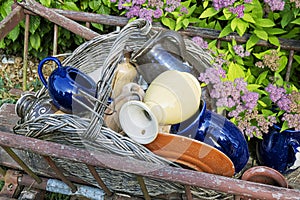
[
  {"left": 170, "top": 101, "right": 249, "bottom": 174},
  {"left": 256, "top": 125, "right": 300, "bottom": 173},
  {"left": 38, "top": 57, "right": 97, "bottom": 113}
]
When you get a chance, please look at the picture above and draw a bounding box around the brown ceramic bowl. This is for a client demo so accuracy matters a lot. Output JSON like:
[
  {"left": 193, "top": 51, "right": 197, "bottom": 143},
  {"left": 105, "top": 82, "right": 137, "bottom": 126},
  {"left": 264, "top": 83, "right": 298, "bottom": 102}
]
[{"left": 145, "top": 133, "right": 235, "bottom": 177}]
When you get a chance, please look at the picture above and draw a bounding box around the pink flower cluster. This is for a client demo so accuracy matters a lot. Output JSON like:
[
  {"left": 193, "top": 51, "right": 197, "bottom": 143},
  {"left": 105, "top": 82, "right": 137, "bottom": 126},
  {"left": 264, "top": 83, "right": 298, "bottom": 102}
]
[
  {"left": 112, "top": 0, "right": 185, "bottom": 22},
  {"left": 264, "top": 0, "right": 285, "bottom": 11},
  {"left": 233, "top": 45, "right": 250, "bottom": 57},
  {"left": 199, "top": 68, "right": 259, "bottom": 119},
  {"left": 265, "top": 84, "right": 291, "bottom": 112},
  {"left": 192, "top": 36, "right": 208, "bottom": 49},
  {"left": 229, "top": 5, "right": 245, "bottom": 18},
  {"left": 265, "top": 84, "right": 300, "bottom": 130},
  {"left": 212, "top": 0, "right": 253, "bottom": 18}
]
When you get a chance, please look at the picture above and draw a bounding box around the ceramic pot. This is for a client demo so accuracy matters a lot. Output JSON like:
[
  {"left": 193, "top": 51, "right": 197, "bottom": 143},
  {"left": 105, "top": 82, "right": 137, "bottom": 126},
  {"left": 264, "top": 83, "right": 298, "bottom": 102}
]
[
  {"left": 38, "top": 56, "right": 97, "bottom": 113},
  {"left": 15, "top": 93, "right": 60, "bottom": 121},
  {"left": 131, "top": 30, "right": 197, "bottom": 83},
  {"left": 235, "top": 166, "right": 288, "bottom": 200},
  {"left": 256, "top": 125, "right": 300, "bottom": 173},
  {"left": 119, "top": 70, "right": 201, "bottom": 144},
  {"left": 170, "top": 100, "right": 249, "bottom": 174},
  {"left": 241, "top": 166, "right": 288, "bottom": 187}
]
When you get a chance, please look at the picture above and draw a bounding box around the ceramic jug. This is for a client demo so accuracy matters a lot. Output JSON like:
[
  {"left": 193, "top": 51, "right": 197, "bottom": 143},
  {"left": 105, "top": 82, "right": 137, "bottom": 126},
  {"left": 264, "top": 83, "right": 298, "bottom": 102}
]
[
  {"left": 15, "top": 93, "right": 61, "bottom": 122},
  {"left": 119, "top": 70, "right": 201, "bottom": 144},
  {"left": 256, "top": 125, "right": 300, "bottom": 173},
  {"left": 131, "top": 30, "right": 199, "bottom": 83},
  {"left": 38, "top": 57, "right": 97, "bottom": 113},
  {"left": 170, "top": 100, "right": 249, "bottom": 173}
]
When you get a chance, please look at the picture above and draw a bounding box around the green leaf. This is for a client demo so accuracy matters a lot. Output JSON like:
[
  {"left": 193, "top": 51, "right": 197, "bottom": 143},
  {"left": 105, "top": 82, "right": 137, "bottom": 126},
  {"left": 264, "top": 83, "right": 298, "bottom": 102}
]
[
  {"left": 98, "top": 4, "right": 110, "bottom": 15},
  {"left": 30, "top": 33, "right": 41, "bottom": 51},
  {"left": 253, "top": 49, "right": 272, "bottom": 59},
  {"left": 258, "top": 100, "right": 267, "bottom": 107},
  {"left": 223, "top": 8, "right": 233, "bottom": 20},
  {"left": 8, "top": 25, "right": 20, "bottom": 41},
  {"left": 274, "top": 72, "right": 284, "bottom": 86},
  {"left": 252, "top": 88, "right": 268, "bottom": 95},
  {"left": 255, "top": 18, "right": 275, "bottom": 27},
  {"left": 280, "top": 121, "right": 289, "bottom": 132},
  {"left": 294, "top": 55, "right": 300, "bottom": 64},
  {"left": 291, "top": 18, "right": 300, "bottom": 25},
  {"left": 218, "top": 24, "right": 232, "bottom": 38},
  {"left": 228, "top": 42, "right": 234, "bottom": 55},
  {"left": 252, "top": 0, "right": 263, "bottom": 18},
  {"left": 246, "top": 34, "right": 259, "bottom": 50},
  {"left": 175, "top": 22, "right": 183, "bottom": 31},
  {"left": 89, "top": 1, "right": 101, "bottom": 11},
  {"left": 40, "top": 0, "right": 51, "bottom": 7},
  {"left": 244, "top": 3, "right": 255, "bottom": 12},
  {"left": 242, "top": 13, "right": 255, "bottom": 23},
  {"left": 215, "top": 21, "right": 222, "bottom": 30},
  {"left": 207, "top": 21, "right": 216, "bottom": 29},
  {"left": 255, "top": 71, "right": 269, "bottom": 84},
  {"left": 203, "top": 0, "right": 209, "bottom": 9},
  {"left": 231, "top": 18, "right": 238, "bottom": 31},
  {"left": 268, "top": 36, "right": 280, "bottom": 47},
  {"left": 265, "top": 28, "right": 287, "bottom": 35},
  {"left": 199, "top": 7, "right": 220, "bottom": 18},
  {"left": 254, "top": 29, "right": 268, "bottom": 41},
  {"left": 281, "top": 11, "right": 293, "bottom": 28},
  {"left": 62, "top": 2, "right": 80, "bottom": 11},
  {"left": 262, "top": 109, "right": 274, "bottom": 116},
  {"left": 247, "top": 84, "right": 262, "bottom": 91},
  {"left": 236, "top": 18, "right": 248, "bottom": 36},
  {"left": 186, "top": 4, "right": 197, "bottom": 17},
  {"left": 227, "top": 63, "right": 245, "bottom": 81},
  {"left": 161, "top": 17, "right": 175, "bottom": 30},
  {"left": 277, "top": 56, "right": 288, "bottom": 73},
  {"left": 29, "top": 16, "right": 41, "bottom": 34},
  {"left": 0, "top": 39, "right": 5, "bottom": 49},
  {"left": 245, "top": 69, "right": 256, "bottom": 84},
  {"left": 91, "top": 23, "right": 103, "bottom": 32},
  {"left": 182, "top": 18, "right": 189, "bottom": 28},
  {"left": 188, "top": 17, "right": 201, "bottom": 23}
]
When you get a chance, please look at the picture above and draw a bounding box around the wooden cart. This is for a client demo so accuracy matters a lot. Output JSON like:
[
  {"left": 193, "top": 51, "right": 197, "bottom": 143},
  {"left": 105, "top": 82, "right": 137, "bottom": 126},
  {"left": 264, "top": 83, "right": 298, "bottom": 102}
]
[{"left": 1, "top": 1, "right": 300, "bottom": 199}]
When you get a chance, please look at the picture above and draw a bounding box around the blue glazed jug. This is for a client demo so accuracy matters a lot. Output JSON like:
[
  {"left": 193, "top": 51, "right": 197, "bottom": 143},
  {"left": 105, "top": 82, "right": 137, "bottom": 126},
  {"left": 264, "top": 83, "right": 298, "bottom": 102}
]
[
  {"left": 171, "top": 101, "right": 249, "bottom": 174},
  {"left": 38, "top": 57, "right": 97, "bottom": 113},
  {"left": 256, "top": 125, "right": 300, "bottom": 173}
]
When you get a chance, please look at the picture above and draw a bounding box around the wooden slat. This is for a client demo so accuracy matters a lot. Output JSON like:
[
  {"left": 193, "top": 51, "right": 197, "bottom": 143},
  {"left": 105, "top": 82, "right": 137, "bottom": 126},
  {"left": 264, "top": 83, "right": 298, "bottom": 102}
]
[{"left": 0, "top": 6, "right": 25, "bottom": 40}]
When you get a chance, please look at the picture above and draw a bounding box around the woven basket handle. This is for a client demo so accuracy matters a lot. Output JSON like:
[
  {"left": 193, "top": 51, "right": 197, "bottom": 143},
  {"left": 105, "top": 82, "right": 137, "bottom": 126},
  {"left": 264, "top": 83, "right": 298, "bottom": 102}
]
[{"left": 84, "top": 19, "right": 152, "bottom": 140}]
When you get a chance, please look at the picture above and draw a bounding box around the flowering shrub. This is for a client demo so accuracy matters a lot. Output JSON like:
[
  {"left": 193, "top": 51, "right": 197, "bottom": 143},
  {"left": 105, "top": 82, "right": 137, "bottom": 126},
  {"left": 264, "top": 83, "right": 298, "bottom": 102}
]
[{"left": 197, "top": 39, "right": 300, "bottom": 139}]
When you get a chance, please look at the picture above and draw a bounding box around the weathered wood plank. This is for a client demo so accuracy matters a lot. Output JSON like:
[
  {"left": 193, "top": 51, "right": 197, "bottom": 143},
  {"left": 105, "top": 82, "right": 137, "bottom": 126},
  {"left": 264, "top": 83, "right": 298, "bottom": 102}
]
[
  {"left": 18, "top": 3, "right": 300, "bottom": 51},
  {"left": 0, "top": 6, "right": 25, "bottom": 41},
  {"left": 18, "top": 0, "right": 99, "bottom": 40}
]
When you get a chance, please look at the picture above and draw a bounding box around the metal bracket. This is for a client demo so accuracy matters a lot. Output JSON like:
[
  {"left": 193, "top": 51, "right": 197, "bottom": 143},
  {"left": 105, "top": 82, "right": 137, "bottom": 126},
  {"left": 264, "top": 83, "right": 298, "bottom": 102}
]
[{"left": 0, "top": 170, "right": 22, "bottom": 198}]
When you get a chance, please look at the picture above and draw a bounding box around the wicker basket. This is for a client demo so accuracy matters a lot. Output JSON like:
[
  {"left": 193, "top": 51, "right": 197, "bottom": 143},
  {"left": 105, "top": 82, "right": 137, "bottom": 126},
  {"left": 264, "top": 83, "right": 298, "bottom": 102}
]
[{"left": 13, "top": 19, "right": 232, "bottom": 198}]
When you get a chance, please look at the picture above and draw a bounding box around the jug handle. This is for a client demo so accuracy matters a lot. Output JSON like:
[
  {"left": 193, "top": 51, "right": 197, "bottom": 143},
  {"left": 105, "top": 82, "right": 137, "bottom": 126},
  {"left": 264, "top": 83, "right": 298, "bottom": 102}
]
[
  {"left": 288, "top": 139, "right": 300, "bottom": 170},
  {"left": 38, "top": 57, "right": 62, "bottom": 89}
]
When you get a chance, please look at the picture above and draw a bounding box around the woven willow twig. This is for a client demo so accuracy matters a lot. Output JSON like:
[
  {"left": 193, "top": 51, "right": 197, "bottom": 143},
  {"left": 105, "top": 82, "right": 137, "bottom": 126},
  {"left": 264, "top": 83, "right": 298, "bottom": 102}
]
[{"left": 13, "top": 19, "right": 231, "bottom": 198}]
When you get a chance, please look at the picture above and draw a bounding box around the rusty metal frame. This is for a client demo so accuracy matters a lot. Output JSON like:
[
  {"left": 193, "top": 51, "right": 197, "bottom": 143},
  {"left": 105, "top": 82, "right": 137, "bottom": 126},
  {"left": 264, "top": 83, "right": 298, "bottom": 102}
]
[
  {"left": 1, "top": 1, "right": 300, "bottom": 199},
  {"left": 1, "top": 128, "right": 300, "bottom": 199}
]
